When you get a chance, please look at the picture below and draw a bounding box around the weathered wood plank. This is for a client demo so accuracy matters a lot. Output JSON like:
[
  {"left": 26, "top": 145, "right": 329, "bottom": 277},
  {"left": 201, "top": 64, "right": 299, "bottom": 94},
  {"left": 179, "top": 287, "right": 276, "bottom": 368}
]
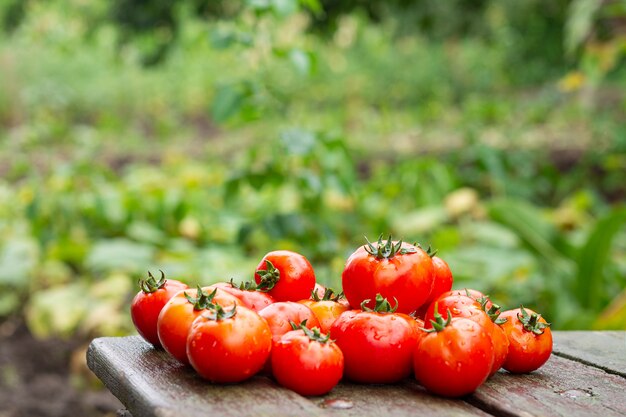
[
  {"left": 553, "top": 331, "right": 626, "bottom": 378},
  {"left": 87, "top": 336, "right": 490, "bottom": 417},
  {"left": 315, "top": 382, "right": 490, "bottom": 417},
  {"left": 87, "top": 336, "right": 327, "bottom": 417},
  {"left": 468, "top": 354, "right": 626, "bottom": 417}
]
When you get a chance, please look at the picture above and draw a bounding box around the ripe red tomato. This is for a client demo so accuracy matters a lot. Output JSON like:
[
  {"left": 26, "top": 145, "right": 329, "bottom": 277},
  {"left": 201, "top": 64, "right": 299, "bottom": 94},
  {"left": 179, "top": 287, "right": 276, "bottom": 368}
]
[
  {"left": 500, "top": 306, "right": 552, "bottom": 373},
  {"left": 212, "top": 280, "right": 274, "bottom": 312},
  {"left": 423, "top": 293, "right": 493, "bottom": 332},
  {"left": 187, "top": 304, "right": 272, "bottom": 383},
  {"left": 130, "top": 271, "right": 188, "bottom": 347},
  {"left": 330, "top": 294, "right": 418, "bottom": 383},
  {"left": 258, "top": 302, "right": 321, "bottom": 342},
  {"left": 299, "top": 288, "right": 349, "bottom": 333},
  {"left": 489, "top": 322, "right": 510, "bottom": 376},
  {"left": 157, "top": 286, "right": 239, "bottom": 364},
  {"left": 414, "top": 252, "right": 453, "bottom": 317},
  {"left": 342, "top": 236, "right": 434, "bottom": 314},
  {"left": 439, "top": 288, "right": 493, "bottom": 310},
  {"left": 414, "top": 313, "right": 494, "bottom": 397},
  {"left": 272, "top": 327, "right": 344, "bottom": 396},
  {"left": 254, "top": 250, "right": 316, "bottom": 302}
]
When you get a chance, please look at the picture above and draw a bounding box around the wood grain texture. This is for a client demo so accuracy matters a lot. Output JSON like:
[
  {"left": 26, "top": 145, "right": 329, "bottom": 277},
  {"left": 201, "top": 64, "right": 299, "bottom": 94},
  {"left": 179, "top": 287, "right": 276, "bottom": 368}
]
[
  {"left": 469, "top": 354, "right": 626, "bottom": 417},
  {"left": 87, "top": 336, "right": 489, "bottom": 417},
  {"left": 87, "top": 336, "right": 326, "bottom": 417},
  {"left": 553, "top": 331, "right": 626, "bottom": 378},
  {"left": 314, "top": 382, "right": 490, "bottom": 417}
]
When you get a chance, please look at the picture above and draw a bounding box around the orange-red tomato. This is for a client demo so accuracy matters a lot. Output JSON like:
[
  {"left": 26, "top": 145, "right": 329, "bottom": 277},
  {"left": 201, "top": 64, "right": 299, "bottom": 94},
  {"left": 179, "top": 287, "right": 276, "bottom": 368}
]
[
  {"left": 272, "top": 328, "right": 344, "bottom": 396},
  {"left": 424, "top": 293, "right": 494, "bottom": 332},
  {"left": 342, "top": 237, "right": 434, "bottom": 314},
  {"left": 187, "top": 305, "right": 272, "bottom": 383},
  {"left": 130, "top": 271, "right": 188, "bottom": 347},
  {"left": 489, "top": 322, "right": 510, "bottom": 376},
  {"left": 500, "top": 307, "right": 552, "bottom": 374},
  {"left": 414, "top": 317, "right": 494, "bottom": 397},
  {"left": 157, "top": 286, "right": 239, "bottom": 364},
  {"left": 299, "top": 289, "right": 349, "bottom": 333}
]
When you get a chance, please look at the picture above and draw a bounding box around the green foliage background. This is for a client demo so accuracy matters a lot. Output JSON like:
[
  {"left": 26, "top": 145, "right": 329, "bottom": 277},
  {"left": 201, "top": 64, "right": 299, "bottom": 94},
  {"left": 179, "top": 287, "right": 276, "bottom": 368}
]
[{"left": 1, "top": 0, "right": 625, "bottom": 338}]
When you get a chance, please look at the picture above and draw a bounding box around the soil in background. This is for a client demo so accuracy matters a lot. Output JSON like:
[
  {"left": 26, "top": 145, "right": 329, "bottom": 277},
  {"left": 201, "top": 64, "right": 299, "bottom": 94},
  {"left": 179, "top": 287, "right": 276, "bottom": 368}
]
[{"left": 0, "top": 319, "right": 122, "bottom": 417}]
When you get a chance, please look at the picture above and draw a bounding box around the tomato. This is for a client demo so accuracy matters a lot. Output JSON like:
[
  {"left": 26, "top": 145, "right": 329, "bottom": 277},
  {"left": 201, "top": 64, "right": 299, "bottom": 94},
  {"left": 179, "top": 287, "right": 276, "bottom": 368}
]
[
  {"left": 414, "top": 312, "right": 494, "bottom": 397},
  {"left": 414, "top": 252, "right": 453, "bottom": 317},
  {"left": 342, "top": 236, "right": 434, "bottom": 314},
  {"left": 500, "top": 306, "right": 552, "bottom": 374},
  {"left": 489, "top": 322, "right": 509, "bottom": 376},
  {"left": 423, "top": 293, "right": 493, "bottom": 332},
  {"left": 439, "top": 289, "right": 493, "bottom": 310},
  {"left": 258, "top": 302, "right": 320, "bottom": 342},
  {"left": 212, "top": 280, "right": 274, "bottom": 312},
  {"left": 330, "top": 294, "right": 418, "bottom": 383},
  {"left": 157, "top": 286, "right": 239, "bottom": 364},
  {"left": 254, "top": 250, "right": 316, "bottom": 302},
  {"left": 299, "top": 288, "right": 349, "bottom": 333},
  {"left": 312, "top": 283, "right": 326, "bottom": 299},
  {"left": 130, "top": 271, "right": 188, "bottom": 347},
  {"left": 187, "top": 304, "right": 272, "bottom": 383},
  {"left": 272, "top": 327, "right": 344, "bottom": 396}
]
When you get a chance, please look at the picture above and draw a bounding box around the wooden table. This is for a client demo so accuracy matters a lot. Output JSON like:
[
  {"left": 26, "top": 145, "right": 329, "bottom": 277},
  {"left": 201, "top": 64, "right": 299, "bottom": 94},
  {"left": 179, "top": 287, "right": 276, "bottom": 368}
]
[{"left": 87, "top": 331, "right": 626, "bottom": 417}]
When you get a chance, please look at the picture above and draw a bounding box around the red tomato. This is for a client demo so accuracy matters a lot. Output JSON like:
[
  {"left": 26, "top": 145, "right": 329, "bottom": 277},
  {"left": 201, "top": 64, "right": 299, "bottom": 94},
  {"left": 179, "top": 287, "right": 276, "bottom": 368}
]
[
  {"left": 439, "top": 289, "right": 493, "bottom": 310},
  {"left": 423, "top": 294, "right": 494, "bottom": 332},
  {"left": 414, "top": 253, "right": 453, "bottom": 317},
  {"left": 299, "top": 288, "right": 350, "bottom": 333},
  {"left": 212, "top": 280, "right": 274, "bottom": 312},
  {"left": 254, "top": 250, "right": 316, "bottom": 302},
  {"left": 258, "top": 302, "right": 320, "bottom": 342},
  {"left": 489, "top": 322, "right": 510, "bottom": 376},
  {"left": 187, "top": 304, "right": 272, "bottom": 383},
  {"left": 157, "top": 286, "right": 239, "bottom": 364},
  {"left": 312, "top": 283, "right": 326, "bottom": 299},
  {"left": 272, "top": 327, "right": 344, "bottom": 396},
  {"left": 342, "top": 236, "right": 434, "bottom": 314},
  {"left": 500, "top": 307, "right": 552, "bottom": 374},
  {"left": 330, "top": 294, "right": 418, "bottom": 383},
  {"left": 130, "top": 271, "right": 188, "bottom": 347},
  {"left": 414, "top": 314, "right": 494, "bottom": 397}
]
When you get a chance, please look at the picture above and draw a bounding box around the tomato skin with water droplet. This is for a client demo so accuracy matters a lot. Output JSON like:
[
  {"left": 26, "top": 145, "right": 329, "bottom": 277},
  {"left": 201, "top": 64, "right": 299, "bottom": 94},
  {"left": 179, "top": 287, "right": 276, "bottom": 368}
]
[
  {"left": 272, "top": 329, "right": 344, "bottom": 396},
  {"left": 414, "top": 318, "right": 494, "bottom": 397},
  {"left": 187, "top": 306, "right": 272, "bottom": 383},
  {"left": 500, "top": 308, "right": 552, "bottom": 374},
  {"left": 330, "top": 310, "right": 418, "bottom": 383}
]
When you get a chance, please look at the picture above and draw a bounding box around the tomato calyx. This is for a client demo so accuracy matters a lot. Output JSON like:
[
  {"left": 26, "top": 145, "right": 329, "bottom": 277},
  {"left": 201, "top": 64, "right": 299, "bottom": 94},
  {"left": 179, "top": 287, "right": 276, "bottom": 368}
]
[
  {"left": 364, "top": 234, "right": 416, "bottom": 259},
  {"left": 311, "top": 287, "right": 344, "bottom": 302},
  {"left": 424, "top": 302, "right": 452, "bottom": 332},
  {"left": 229, "top": 278, "right": 261, "bottom": 292},
  {"left": 202, "top": 303, "right": 237, "bottom": 321},
  {"left": 256, "top": 260, "right": 280, "bottom": 292},
  {"left": 139, "top": 270, "right": 167, "bottom": 294},
  {"left": 291, "top": 321, "right": 331, "bottom": 344},
  {"left": 517, "top": 305, "right": 551, "bottom": 335},
  {"left": 415, "top": 243, "right": 438, "bottom": 258},
  {"left": 361, "top": 293, "right": 399, "bottom": 313},
  {"left": 478, "top": 296, "right": 507, "bottom": 325},
  {"left": 184, "top": 286, "right": 219, "bottom": 311}
]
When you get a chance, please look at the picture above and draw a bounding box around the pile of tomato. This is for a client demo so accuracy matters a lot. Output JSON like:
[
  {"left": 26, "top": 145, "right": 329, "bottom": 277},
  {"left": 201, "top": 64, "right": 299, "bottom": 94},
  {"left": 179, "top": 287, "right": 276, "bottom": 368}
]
[{"left": 130, "top": 236, "right": 553, "bottom": 397}]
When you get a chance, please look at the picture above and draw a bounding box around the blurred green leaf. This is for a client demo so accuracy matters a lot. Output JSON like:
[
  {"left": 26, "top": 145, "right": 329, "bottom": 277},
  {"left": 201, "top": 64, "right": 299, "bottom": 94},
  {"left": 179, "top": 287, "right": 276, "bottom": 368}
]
[
  {"left": 86, "top": 239, "right": 155, "bottom": 272},
  {"left": 575, "top": 207, "right": 626, "bottom": 310},
  {"left": 0, "top": 238, "right": 38, "bottom": 288}
]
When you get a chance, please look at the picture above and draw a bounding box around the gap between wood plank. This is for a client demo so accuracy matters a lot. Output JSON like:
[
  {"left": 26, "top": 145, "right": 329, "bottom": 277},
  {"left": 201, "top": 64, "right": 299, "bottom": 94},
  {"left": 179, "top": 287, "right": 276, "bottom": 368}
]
[{"left": 552, "top": 351, "right": 626, "bottom": 379}]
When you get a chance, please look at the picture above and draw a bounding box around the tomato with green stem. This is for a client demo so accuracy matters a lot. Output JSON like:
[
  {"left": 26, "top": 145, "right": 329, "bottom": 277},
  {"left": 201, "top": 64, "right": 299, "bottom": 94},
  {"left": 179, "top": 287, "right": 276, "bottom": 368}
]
[
  {"left": 500, "top": 306, "right": 552, "bottom": 374},
  {"left": 212, "top": 279, "right": 274, "bottom": 312},
  {"left": 330, "top": 294, "right": 418, "bottom": 383},
  {"left": 157, "top": 286, "right": 239, "bottom": 364},
  {"left": 272, "top": 325, "right": 344, "bottom": 396},
  {"left": 254, "top": 250, "right": 316, "bottom": 302},
  {"left": 258, "top": 301, "right": 320, "bottom": 342},
  {"left": 414, "top": 307, "right": 494, "bottom": 397},
  {"left": 342, "top": 235, "right": 434, "bottom": 314},
  {"left": 131, "top": 271, "right": 188, "bottom": 347},
  {"left": 187, "top": 304, "right": 272, "bottom": 383},
  {"left": 299, "top": 288, "right": 349, "bottom": 333}
]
